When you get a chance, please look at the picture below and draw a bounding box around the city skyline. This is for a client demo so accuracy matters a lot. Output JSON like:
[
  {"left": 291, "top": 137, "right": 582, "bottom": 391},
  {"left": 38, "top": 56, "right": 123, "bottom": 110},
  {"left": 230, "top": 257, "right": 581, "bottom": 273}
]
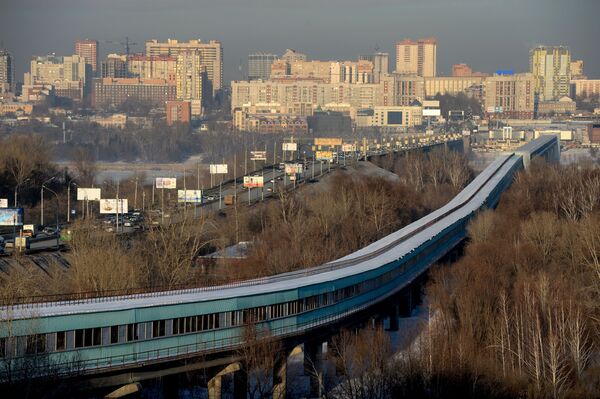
[{"left": 1, "top": 0, "right": 598, "bottom": 84}]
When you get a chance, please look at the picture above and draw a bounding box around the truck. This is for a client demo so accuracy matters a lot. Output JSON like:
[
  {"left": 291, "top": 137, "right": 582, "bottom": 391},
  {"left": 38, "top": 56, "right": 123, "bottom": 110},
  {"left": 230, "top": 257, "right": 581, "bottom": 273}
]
[
  {"left": 23, "top": 224, "right": 36, "bottom": 238},
  {"left": 224, "top": 195, "right": 235, "bottom": 206}
]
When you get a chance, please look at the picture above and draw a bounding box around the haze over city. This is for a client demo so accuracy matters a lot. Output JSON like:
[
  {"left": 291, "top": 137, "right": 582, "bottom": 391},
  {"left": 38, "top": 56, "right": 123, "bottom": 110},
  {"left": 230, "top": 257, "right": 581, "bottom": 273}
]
[
  {"left": 2, "top": 0, "right": 600, "bottom": 398},
  {"left": 1, "top": 0, "right": 599, "bottom": 81}
]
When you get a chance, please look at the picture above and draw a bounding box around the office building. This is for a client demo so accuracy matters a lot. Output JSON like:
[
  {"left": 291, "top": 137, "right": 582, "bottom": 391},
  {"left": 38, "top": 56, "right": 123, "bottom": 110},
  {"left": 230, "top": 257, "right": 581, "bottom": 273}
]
[
  {"left": 75, "top": 39, "right": 99, "bottom": 75},
  {"left": 452, "top": 63, "right": 489, "bottom": 77},
  {"left": 145, "top": 39, "right": 222, "bottom": 96},
  {"left": 395, "top": 38, "right": 437, "bottom": 77},
  {"left": 176, "top": 52, "right": 206, "bottom": 116},
  {"left": 166, "top": 100, "right": 191, "bottom": 125},
  {"left": 484, "top": 73, "right": 535, "bottom": 119},
  {"left": 570, "top": 60, "right": 585, "bottom": 80},
  {"left": 128, "top": 54, "right": 177, "bottom": 82},
  {"left": 360, "top": 52, "right": 389, "bottom": 83},
  {"left": 424, "top": 76, "right": 485, "bottom": 97},
  {"left": 355, "top": 105, "right": 423, "bottom": 129},
  {"left": 380, "top": 74, "right": 425, "bottom": 106},
  {"left": 281, "top": 49, "right": 307, "bottom": 63},
  {"left": 571, "top": 79, "right": 600, "bottom": 98},
  {"left": 248, "top": 53, "right": 278, "bottom": 81},
  {"left": 101, "top": 54, "right": 128, "bottom": 79},
  {"left": 530, "top": 46, "right": 571, "bottom": 101},
  {"left": 91, "top": 77, "right": 176, "bottom": 108},
  {"left": 25, "top": 54, "right": 91, "bottom": 100},
  {"left": 0, "top": 50, "right": 13, "bottom": 93},
  {"left": 537, "top": 97, "right": 576, "bottom": 116}
]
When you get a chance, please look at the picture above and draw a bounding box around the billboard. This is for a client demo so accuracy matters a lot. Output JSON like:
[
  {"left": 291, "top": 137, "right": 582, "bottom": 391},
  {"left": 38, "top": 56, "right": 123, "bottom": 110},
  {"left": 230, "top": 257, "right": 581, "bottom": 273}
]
[
  {"left": 0, "top": 199, "right": 7, "bottom": 208},
  {"left": 77, "top": 188, "right": 101, "bottom": 201},
  {"left": 282, "top": 142, "right": 298, "bottom": 152},
  {"left": 423, "top": 109, "right": 441, "bottom": 117},
  {"left": 177, "top": 190, "right": 202, "bottom": 203},
  {"left": 285, "top": 163, "right": 303, "bottom": 175},
  {"left": 316, "top": 151, "right": 334, "bottom": 161},
  {"left": 243, "top": 176, "right": 264, "bottom": 188},
  {"left": 342, "top": 144, "right": 356, "bottom": 152},
  {"left": 99, "top": 199, "right": 128, "bottom": 214},
  {"left": 250, "top": 151, "right": 267, "bottom": 161},
  {"left": 314, "top": 138, "right": 342, "bottom": 146},
  {"left": 0, "top": 208, "right": 23, "bottom": 226},
  {"left": 155, "top": 177, "right": 177, "bottom": 189},
  {"left": 210, "top": 164, "right": 228, "bottom": 174}
]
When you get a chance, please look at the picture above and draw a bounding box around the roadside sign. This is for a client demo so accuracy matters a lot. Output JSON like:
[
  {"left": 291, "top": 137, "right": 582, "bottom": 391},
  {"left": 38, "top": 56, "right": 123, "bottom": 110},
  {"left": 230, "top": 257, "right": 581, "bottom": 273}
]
[
  {"left": 250, "top": 151, "right": 267, "bottom": 161},
  {"left": 282, "top": 143, "right": 297, "bottom": 152},
  {"left": 314, "top": 138, "right": 342, "bottom": 146},
  {"left": 243, "top": 176, "right": 264, "bottom": 188},
  {"left": 77, "top": 188, "right": 101, "bottom": 201},
  {"left": 0, "top": 199, "right": 7, "bottom": 208},
  {"left": 155, "top": 177, "right": 177, "bottom": 189},
  {"left": 177, "top": 190, "right": 202, "bottom": 203},
  {"left": 210, "top": 164, "right": 228, "bottom": 174}
]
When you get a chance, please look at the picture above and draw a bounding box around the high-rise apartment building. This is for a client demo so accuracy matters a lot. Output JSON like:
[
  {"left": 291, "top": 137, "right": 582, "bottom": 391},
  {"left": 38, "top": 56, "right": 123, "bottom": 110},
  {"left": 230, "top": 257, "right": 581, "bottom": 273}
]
[
  {"left": 0, "top": 50, "right": 14, "bottom": 93},
  {"left": 128, "top": 54, "right": 177, "bottom": 82},
  {"left": 570, "top": 60, "right": 585, "bottom": 80},
  {"left": 248, "top": 53, "right": 278, "bottom": 81},
  {"left": 25, "top": 54, "right": 91, "bottom": 100},
  {"left": 75, "top": 39, "right": 99, "bottom": 75},
  {"left": 145, "top": 39, "right": 222, "bottom": 97},
  {"left": 484, "top": 72, "right": 535, "bottom": 119},
  {"left": 281, "top": 49, "right": 307, "bottom": 64},
  {"left": 176, "top": 52, "right": 206, "bottom": 116},
  {"left": 360, "top": 52, "right": 389, "bottom": 83},
  {"left": 101, "top": 54, "right": 128, "bottom": 79},
  {"left": 395, "top": 38, "right": 437, "bottom": 77},
  {"left": 166, "top": 100, "right": 191, "bottom": 125},
  {"left": 91, "top": 77, "right": 176, "bottom": 108},
  {"left": 529, "top": 46, "right": 571, "bottom": 102}
]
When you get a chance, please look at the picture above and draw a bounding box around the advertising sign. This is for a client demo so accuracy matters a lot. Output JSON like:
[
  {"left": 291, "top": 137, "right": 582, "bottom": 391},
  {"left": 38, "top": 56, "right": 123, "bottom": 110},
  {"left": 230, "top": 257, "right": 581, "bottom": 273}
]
[
  {"left": 314, "top": 138, "right": 342, "bottom": 146},
  {"left": 285, "top": 163, "right": 303, "bottom": 175},
  {"left": 177, "top": 190, "right": 203, "bottom": 203},
  {"left": 0, "top": 208, "right": 23, "bottom": 226},
  {"left": 155, "top": 177, "right": 177, "bottom": 189},
  {"left": 0, "top": 199, "right": 7, "bottom": 208},
  {"left": 250, "top": 151, "right": 267, "bottom": 161},
  {"left": 282, "top": 142, "right": 298, "bottom": 152},
  {"left": 316, "top": 151, "right": 334, "bottom": 161},
  {"left": 423, "top": 109, "right": 441, "bottom": 117},
  {"left": 76, "top": 188, "right": 101, "bottom": 201},
  {"left": 243, "top": 176, "right": 264, "bottom": 188},
  {"left": 210, "top": 164, "right": 228, "bottom": 174},
  {"left": 342, "top": 144, "right": 356, "bottom": 152},
  {"left": 99, "top": 199, "right": 128, "bottom": 214}
]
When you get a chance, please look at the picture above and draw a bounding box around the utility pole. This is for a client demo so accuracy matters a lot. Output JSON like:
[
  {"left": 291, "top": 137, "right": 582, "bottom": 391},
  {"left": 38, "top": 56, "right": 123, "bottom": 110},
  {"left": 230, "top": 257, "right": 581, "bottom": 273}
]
[{"left": 116, "top": 180, "right": 120, "bottom": 233}]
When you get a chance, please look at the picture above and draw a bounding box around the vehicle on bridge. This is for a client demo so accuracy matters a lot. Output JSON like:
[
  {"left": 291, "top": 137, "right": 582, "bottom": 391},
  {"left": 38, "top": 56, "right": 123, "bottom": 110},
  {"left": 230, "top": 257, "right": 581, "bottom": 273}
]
[{"left": 0, "top": 136, "right": 559, "bottom": 382}]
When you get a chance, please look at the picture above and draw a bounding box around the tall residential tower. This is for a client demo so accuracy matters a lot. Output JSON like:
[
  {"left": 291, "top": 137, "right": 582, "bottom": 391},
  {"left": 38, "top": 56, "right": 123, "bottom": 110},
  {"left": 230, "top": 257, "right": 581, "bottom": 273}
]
[
  {"left": 529, "top": 46, "right": 571, "bottom": 102},
  {"left": 395, "top": 38, "right": 437, "bottom": 77}
]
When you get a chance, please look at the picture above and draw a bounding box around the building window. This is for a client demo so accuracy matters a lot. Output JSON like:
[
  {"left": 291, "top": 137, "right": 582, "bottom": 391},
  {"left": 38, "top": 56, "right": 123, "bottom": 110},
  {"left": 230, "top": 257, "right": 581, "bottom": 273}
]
[
  {"left": 152, "top": 320, "right": 166, "bottom": 338},
  {"left": 127, "top": 324, "right": 138, "bottom": 342},
  {"left": 26, "top": 334, "right": 46, "bottom": 355},
  {"left": 110, "top": 326, "right": 119, "bottom": 344},
  {"left": 56, "top": 331, "right": 66, "bottom": 351}
]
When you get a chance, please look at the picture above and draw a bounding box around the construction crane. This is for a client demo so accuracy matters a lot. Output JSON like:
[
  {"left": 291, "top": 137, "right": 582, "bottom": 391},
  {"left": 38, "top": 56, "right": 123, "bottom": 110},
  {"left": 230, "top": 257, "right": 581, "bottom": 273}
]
[{"left": 103, "top": 37, "right": 138, "bottom": 56}]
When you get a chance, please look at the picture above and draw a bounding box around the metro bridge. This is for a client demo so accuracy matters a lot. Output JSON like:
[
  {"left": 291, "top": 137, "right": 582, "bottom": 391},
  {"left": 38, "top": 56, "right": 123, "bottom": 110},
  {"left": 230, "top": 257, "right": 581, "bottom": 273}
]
[{"left": 0, "top": 136, "right": 559, "bottom": 398}]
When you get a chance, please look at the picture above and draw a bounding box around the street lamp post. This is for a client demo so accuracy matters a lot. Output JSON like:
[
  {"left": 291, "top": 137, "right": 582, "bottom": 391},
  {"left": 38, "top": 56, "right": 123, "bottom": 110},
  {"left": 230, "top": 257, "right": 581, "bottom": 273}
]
[
  {"left": 14, "top": 178, "right": 31, "bottom": 208},
  {"left": 42, "top": 185, "right": 60, "bottom": 251},
  {"left": 41, "top": 177, "right": 55, "bottom": 226},
  {"left": 67, "top": 180, "right": 77, "bottom": 223}
]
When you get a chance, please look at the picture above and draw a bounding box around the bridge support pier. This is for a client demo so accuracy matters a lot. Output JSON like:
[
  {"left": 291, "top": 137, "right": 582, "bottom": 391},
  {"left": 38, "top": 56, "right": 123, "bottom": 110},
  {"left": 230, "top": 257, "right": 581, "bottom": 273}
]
[
  {"left": 273, "top": 351, "right": 287, "bottom": 399},
  {"left": 208, "top": 375, "right": 222, "bottom": 399},
  {"left": 399, "top": 289, "right": 412, "bottom": 317},
  {"left": 233, "top": 369, "right": 247, "bottom": 399},
  {"left": 304, "top": 342, "right": 323, "bottom": 398},
  {"left": 387, "top": 304, "right": 400, "bottom": 331}
]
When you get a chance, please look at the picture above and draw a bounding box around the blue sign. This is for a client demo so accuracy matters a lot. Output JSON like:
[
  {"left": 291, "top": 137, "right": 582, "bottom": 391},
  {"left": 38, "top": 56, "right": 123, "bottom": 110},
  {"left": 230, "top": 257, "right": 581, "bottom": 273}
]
[
  {"left": 496, "top": 70, "right": 514, "bottom": 76},
  {"left": 0, "top": 208, "right": 24, "bottom": 226}
]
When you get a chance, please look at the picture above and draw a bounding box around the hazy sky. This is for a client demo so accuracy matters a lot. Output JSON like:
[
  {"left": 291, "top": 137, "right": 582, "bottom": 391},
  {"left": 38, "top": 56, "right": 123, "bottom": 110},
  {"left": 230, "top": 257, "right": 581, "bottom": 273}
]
[{"left": 1, "top": 0, "right": 598, "bottom": 83}]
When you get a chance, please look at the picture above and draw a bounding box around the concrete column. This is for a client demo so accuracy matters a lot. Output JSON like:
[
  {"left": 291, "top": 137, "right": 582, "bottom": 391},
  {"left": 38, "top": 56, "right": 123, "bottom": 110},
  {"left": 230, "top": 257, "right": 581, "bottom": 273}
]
[
  {"left": 304, "top": 342, "right": 323, "bottom": 398},
  {"left": 233, "top": 369, "right": 247, "bottom": 399},
  {"left": 273, "top": 353, "right": 287, "bottom": 399},
  {"left": 399, "top": 289, "right": 412, "bottom": 317},
  {"left": 208, "top": 375, "right": 222, "bottom": 399},
  {"left": 387, "top": 303, "right": 400, "bottom": 331}
]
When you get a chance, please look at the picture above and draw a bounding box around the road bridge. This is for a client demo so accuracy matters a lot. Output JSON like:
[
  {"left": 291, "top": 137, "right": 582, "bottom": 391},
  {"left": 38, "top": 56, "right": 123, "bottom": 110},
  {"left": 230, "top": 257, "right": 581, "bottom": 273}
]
[{"left": 0, "top": 136, "right": 559, "bottom": 397}]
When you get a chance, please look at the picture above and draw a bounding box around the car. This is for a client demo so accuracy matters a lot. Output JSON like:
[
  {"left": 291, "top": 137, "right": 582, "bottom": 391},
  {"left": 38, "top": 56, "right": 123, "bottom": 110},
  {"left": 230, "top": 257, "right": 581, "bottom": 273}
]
[
  {"left": 42, "top": 226, "right": 59, "bottom": 236},
  {"left": 267, "top": 187, "right": 273, "bottom": 192}
]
